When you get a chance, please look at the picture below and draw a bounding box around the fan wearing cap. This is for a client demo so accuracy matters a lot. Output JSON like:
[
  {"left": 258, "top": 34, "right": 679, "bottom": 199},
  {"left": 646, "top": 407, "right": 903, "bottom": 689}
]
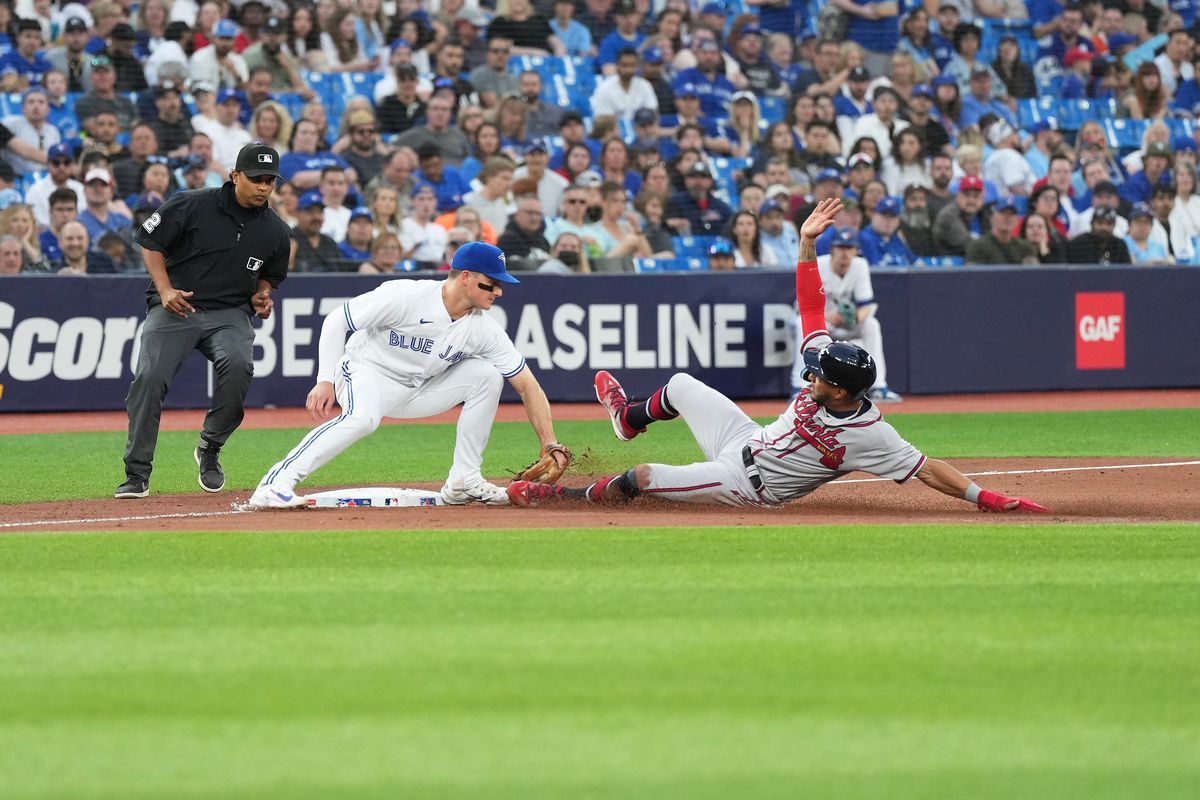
[
  {"left": 592, "top": 48, "right": 659, "bottom": 121},
  {"left": 24, "top": 143, "right": 84, "bottom": 227},
  {"left": 74, "top": 55, "right": 138, "bottom": 132},
  {"left": 193, "top": 87, "right": 253, "bottom": 170},
  {"left": 1121, "top": 141, "right": 1173, "bottom": 205},
  {"left": 932, "top": 175, "right": 986, "bottom": 257},
  {"left": 338, "top": 205, "right": 376, "bottom": 264},
  {"left": 964, "top": 197, "right": 1037, "bottom": 265},
  {"left": 1037, "top": 4, "right": 1095, "bottom": 71},
  {"left": 513, "top": 139, "right": 569, "bottom": 216},
  {"left": 597, "top": 1, "right": 645, "bottom": 74},
  {"left": 0, "top": 18, "right": 51, "bottom": 92},
  {"left": 729, "top": 21, "right": 780, "bottom": 96},
  {"left": 507, "top": 196, "right": 1045, "bottom": 513},
  {"left": 1067, "top": 204, "right": 1132, "bottom": 265},
  {"left": 666, "top": 160, "right": 733, "bottom": 235},
  {"left": 105, "top": 22, "right": 148, "bottom": 92},
  {"left": 115, "top": 143, "right": 290, "bottom": 501},
  {"left": 45, "top": 17, "right": 94, "bottom": 94},
  {"left": 958, "top": 65, "right": 1017, "bottom": 130},
  {"left": 672, "top": 35, "right": 736, "bottom": 119},
  {"left": 834, "top": 65, "right": 874, "bottom": 122},
  {"left": 189, "top": 18, "right": 249, "bottom": 91},
  {"left": 1123, "top": 201, "right": 1173, "bottom": 265},
  {"left": 858, "top": 195, "right": 917, "bottom": 266},
  {"left": 249, "top": 240, "right": 570, "bottom": 509},
  {"left": 399, "top": 181, "right": 450, "bottom": 265},
  {"left": 291, "top": 188, "right": 342, "bottom": 272},
  {"left": 242, "top": 16, "right": 314, "bottom": 97}
]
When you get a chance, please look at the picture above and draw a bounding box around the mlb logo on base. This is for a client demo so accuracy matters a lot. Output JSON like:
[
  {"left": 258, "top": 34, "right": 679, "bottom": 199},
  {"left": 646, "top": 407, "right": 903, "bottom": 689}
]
[{"left": 1075, "top": 292, "right": 1125, "bottom": 370}]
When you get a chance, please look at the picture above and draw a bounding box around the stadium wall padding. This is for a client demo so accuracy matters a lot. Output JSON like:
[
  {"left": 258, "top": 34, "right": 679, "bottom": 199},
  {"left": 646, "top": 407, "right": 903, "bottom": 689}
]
[{"left": 0, "top": 267, "right": 1196, "bottom": 411}]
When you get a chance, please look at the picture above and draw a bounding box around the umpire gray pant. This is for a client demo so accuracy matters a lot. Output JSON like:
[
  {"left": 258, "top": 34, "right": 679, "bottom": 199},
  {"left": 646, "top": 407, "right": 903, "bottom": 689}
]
[{"left": 122, "top": 305, "right": 255, "bottom": 481}]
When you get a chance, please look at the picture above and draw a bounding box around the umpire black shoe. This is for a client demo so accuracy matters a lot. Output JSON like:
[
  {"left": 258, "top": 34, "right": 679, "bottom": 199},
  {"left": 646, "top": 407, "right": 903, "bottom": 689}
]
[
  {"left": 115, "top": 478, "right": 149, "bottom": 499},
  {"left": 194, "top": 441, "right": 225, "bottom": 493}
]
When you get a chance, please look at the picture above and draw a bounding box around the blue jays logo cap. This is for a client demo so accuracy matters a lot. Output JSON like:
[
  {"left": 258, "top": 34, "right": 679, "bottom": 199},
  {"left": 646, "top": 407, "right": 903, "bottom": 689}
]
[
  {"left": 874, "top": 195, "right": 901, "bottom": 215},
  {"left": 815, "top": 167, "right": 843, "bottom": 184},
  {"left": 1128, "top": 201, "right": 1153, "bottom": 220},
  {"left": 350, "top": 206, "right": 373, "bottom": 221},
  {"left": 911, "top": 83, "right": 933, "bottom": 99},
  {"left": 297, "top": 189, "right": 325, "bottom": 210},
  {"left": 831, "top": 226, "right": 859, "bottom": 248},
  {"left": 642, "top": 46, "right": 663, "bottom": 64},
  {"left": 47, "top": 142, "right": 73, "bottom": 161},
  {"left": 234, "top": 143, "right": 280, "bottom": 178},
  {"left": 452, "top": 241, "right": 520, "bottom": 284},
  {"left": 992, "top": 197, "right": 1019, "bottom": 214},
  {"left": 214, "top": 19, "right": 239, "bottom": 38}
]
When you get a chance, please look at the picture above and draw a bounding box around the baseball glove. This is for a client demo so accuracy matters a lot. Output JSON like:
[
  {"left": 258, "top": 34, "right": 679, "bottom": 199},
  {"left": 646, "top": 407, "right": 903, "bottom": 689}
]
[{"left": 516, "top": 443, "right": 573, "bottom": 484}]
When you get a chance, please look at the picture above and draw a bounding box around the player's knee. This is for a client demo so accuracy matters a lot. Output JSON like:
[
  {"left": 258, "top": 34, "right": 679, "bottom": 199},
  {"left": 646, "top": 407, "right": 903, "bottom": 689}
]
[
  {"left": 667, "top": 372, "right": 700, "bottom": 393},
  {"left": 342, "top": 413, "right": 382, "bottom": 435}
]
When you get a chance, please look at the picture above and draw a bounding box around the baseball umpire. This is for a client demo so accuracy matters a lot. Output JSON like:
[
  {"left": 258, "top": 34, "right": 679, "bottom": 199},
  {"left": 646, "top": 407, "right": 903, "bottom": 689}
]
[{"left": 115, "top": 143, "right": 291, "bottom": 498}]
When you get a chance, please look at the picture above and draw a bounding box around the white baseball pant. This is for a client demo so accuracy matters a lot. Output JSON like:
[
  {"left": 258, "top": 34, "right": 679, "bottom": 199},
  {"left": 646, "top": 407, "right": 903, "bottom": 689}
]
[
  {"left": 640, "top": 373, "right": 773, "bottom": 507},
  {"left": 261, "top": 356, "right": 504, "bottom": 491}
]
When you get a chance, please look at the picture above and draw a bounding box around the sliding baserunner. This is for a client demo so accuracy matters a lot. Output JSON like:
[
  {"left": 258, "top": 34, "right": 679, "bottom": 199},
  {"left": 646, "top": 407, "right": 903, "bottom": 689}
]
[{"left": 508, "top": 197, "right": 1046, "bottom": 514}]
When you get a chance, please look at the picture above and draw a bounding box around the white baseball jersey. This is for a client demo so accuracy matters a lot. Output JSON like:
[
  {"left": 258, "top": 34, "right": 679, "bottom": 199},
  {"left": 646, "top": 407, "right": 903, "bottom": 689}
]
[
  {"left": 340, "top": 279, "right": 525, "bottom": 385},
  {"left": 817, "top": 254, "right": 875, "bottom": 335}
]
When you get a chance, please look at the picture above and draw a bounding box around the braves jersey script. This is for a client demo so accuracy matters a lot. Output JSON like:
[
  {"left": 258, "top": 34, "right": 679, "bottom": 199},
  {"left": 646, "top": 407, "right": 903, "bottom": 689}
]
[
  {"left": 750, "top": 335, "right": 924, "bottom": 502},
  {"left": 338, "top": 279, "right": 525, "bottom": 386}
]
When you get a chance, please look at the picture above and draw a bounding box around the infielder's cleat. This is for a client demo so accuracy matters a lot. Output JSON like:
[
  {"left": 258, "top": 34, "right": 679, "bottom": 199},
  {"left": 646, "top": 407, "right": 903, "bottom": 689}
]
[
  {"left": 195, "top": 442, "right": 225, "bottom": 493},
  {"left": 594, "top": 370, "right": 644, "bottom": 441},
  {"left": 440, "top": 480, "right": 511, "bottom": 505},
  {"left": 507, "top": 480, "right": 564, "bottom": 507},
  {"left": 114, "top": 478, "right": 149, "bottom": 499},
  {"left": 247, "top": 484, "right": 307, "bottom": 509},
  {"left": 870, "top": 386, "right": 903, "bottom": 403}
]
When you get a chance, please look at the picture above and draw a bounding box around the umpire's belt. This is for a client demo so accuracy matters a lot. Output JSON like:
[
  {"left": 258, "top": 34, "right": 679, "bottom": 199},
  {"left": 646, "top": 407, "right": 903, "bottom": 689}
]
[{"left": 742, "top": 445, "right": 764, "bottom": 492}]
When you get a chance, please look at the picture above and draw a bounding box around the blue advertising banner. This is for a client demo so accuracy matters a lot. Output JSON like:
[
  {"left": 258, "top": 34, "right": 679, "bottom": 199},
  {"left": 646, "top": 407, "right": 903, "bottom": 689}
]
[{"left": 0, "top": 266, "right": 1197, "bottom": 412}]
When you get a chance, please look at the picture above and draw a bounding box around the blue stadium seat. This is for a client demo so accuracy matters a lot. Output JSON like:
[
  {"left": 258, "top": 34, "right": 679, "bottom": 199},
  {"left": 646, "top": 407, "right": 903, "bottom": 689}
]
[
  {"left": 1055, "top": 98, "right": 1110, "bottom": 131},
  {"left": 979, "top": 18, "right": 1038, "bottom": 64},
  {"left": 672, "top": 235, "right": 719, "bottom": 258},
  {"left": 1017, "top": 97, "right": 1056, "bottom": 130},
  {"left": 344, "top": 72, "right": 383, "bottom": 99},
  {"left": 1104, "top": 118, "right": 1148, "bottom": 152},
  {"left": 634, "top": 257, "right": 708, "bottom": 273},
  {"left": 395, "top": 260, "right": 419, "bottom": 272},
  {"left": 1166, "top": 117, "right": 1196, "bottom": 140},
  {"left": 275, "top": 92, "right": 308, "bottom": 122},
  {"left": 759, "top": 95, "right": 786, "bottom": 126}
]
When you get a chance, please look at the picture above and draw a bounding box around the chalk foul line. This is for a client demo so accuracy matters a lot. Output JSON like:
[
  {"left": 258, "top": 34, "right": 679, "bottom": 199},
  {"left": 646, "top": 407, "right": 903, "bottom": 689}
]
[{"left": 2, "top": 461, "right": 1199, "bottom": 530}]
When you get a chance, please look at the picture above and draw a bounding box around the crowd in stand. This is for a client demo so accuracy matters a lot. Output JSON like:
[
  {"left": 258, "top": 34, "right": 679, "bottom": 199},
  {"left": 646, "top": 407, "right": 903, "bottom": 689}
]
[{"left": 3, "top": 0, "right": 1200, "bottom": 277}]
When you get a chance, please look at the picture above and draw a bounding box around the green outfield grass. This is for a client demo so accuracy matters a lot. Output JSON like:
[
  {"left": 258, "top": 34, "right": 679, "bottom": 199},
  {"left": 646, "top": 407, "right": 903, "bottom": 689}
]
[
  {"left": 0, "top": 525, "right": 1197, "bottom": 799},
  {"left": 5, "top": 408, "right": 1200, "bottom": 504}
]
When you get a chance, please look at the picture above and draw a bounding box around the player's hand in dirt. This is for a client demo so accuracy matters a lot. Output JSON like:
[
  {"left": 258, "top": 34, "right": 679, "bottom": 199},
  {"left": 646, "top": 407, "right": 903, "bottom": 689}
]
[
  {"left": 977, "top": 489, "right": 1048, "bottom": 513},
  {"left": 306, "top": 381, "right": 338, "bottom": 422},
  {"left": 799, "top": 197, "right": 843, "bottom": 243},
  {"left": 161, "top": 288, "right": 195, "bottom": 318}
]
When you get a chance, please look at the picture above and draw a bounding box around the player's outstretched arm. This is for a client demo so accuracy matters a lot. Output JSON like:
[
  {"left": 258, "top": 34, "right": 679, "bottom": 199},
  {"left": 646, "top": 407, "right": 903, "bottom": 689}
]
[
  {"left": 917, "top": 458, "right": 1048, "bottom": 514},
  {"left": 508, "top": 366, "right": 570, "bottom": 470},
  {"left": 795, "top": 197, "right": 842, "bottom": 349}
]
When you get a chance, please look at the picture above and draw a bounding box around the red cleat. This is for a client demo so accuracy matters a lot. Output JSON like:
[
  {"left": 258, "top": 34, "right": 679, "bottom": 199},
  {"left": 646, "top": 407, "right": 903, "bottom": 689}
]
[
  {"left": 594, "top": 370, "right": 644, "bottom": 441},
  {"left": 507, "top": 480, "right": 561, "bottom": 507}
]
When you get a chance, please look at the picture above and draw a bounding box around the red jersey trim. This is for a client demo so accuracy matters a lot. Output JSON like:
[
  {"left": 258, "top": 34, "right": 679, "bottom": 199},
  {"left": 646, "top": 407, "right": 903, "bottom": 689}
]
[
  {"left": 896, "top": 455, "right": 926, "bottom": 484},
  {"left": 644, "top": 482, "right": 723, "bottom": 493}
]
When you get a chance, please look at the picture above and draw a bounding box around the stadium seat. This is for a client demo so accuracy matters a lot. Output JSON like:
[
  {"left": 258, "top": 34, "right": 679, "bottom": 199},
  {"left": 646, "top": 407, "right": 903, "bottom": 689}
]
[
  {"left": 634, "top": 257, "right": 708, "bottom": 273},
  {"left": 759, "top": 95, "right": 786, "bottom": 126},
  {"left": 1104, "top": 118, "right": 1148, "bottom": 152},
  {"left": 395, "top": 260, "right": 419, "bottom": 272},
  {"left": 672, "top": 235, "right": 720, "bottom": 258},
  {"left": 1017, "top": 97, "right": 1056, "bottom": 130},
  {"left": 914, "top": 256, "right": 965, "bottom": 268}
]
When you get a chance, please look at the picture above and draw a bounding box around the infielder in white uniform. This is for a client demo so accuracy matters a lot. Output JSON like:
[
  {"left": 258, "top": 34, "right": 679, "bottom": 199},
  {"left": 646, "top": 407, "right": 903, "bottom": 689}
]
[
  {"left": 509, "top": 198, "right": 1046, "bottom": 514},
  {"left": 249, "top": 242, "right": 566, "bottom": 508},
  {"left": 790, "top": 226, "right": 897, "bottom": 400}
]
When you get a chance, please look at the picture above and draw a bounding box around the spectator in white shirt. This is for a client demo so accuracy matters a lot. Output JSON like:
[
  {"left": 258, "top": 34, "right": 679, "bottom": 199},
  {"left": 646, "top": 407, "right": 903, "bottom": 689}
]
[
  {"left": 983, "top": 120, "right": 1036, "bottom": 198},
  {"left": 317, "top": 166, "right": 352, "bottom": 241},
  {"left": 399, "top": 181, "right": 448, "bottom": 264},
  {"left": 850, "top": 86, "right": 908, "bottom": 160},
  {"left": 3, "top": 87, "right": 61, "bottom": 176},
  {"left": 590, "top": 49, "right": 659, "bottom": 121},
  {"left": 189, "top": 18, "right": 248, "bottom": 89},
  {"left": 24, "top": 142, "right": 85, "bottom": 227},
  {"left": 191, "top": 88, "right": 251, "bottom": 169}
]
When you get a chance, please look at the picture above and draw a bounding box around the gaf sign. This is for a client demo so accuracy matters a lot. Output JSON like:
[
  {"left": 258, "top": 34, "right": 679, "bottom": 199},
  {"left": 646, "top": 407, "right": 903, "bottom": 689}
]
[{"left": 1075, "top": 291, "right": 1125, "bottom": 370}]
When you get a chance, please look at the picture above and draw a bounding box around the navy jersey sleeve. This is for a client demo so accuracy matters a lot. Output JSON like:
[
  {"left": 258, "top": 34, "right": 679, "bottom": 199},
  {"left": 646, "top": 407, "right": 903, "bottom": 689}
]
[{"left": 132, "top": 190, "right": 190, "bottom": 253}]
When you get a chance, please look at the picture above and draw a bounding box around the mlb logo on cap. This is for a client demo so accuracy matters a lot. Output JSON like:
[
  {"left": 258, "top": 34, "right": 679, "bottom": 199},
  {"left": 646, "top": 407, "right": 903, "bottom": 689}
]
[
  {"left": 235, "top": 143, "right": 281, "bottom": 178},
  {"left": 258, "top": 153, "right": 273, "bottom": 163}
]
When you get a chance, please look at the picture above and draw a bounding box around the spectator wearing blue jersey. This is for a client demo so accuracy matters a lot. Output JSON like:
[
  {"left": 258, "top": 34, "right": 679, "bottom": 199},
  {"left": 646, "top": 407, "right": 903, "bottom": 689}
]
[
  {"left": 1121, "top": 141, "right": 1173, "bottom": 205},
  {"left": 859, "top": 195, "right": 916, "bottom": 266},
  {"left": 416, "top": 144, "right": 469, "bottom": 213},
  {"left": 930, "top": 3, "right": 959, "bottom": 70},
  {"left": 598, "top": 2, "right": 645, "bottom": 74},
  {"left": 550, "top": 0, "right": 593, "bottom": 57},
  {"left": 835, "top": 0, "right": 901, "bottom": 78},
  {"left": 673, "top": 39, "right": 735, "bottom": 119},
  {"left": 959, "top": 67, "right": 1016, "bottom": 129},
  {"left": 0, "top": 19, "right": 51, "bottom": 92},
  {"left": 834, "top": 65, "right": 873, "bottom": 140},
  {"left": 753, "top": 0, "right": 805, "bottom": 37},
  {"left": 1028, "top": 0, "right": 1065, "bottom": 38},
  {"left": 899, "top": 7, "right": 940, "bottom": 80},
  {"left": 280, "top": 118, "right": 357, "bottom": 190},
  {"left": 339, "top": 207, "right": 376, "bottom": 263},
  {"left": 1039, "top": 4, "right": 1095, "bottom": 67}
]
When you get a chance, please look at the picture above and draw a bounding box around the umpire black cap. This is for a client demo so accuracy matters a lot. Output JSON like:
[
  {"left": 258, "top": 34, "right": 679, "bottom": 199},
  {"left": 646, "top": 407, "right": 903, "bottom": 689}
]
[
  {"left": 235, "top": 143, "right": 281, "bottom": 178},
  {"left": 802, "top": 342, "right": 877, "bottom": 400}
]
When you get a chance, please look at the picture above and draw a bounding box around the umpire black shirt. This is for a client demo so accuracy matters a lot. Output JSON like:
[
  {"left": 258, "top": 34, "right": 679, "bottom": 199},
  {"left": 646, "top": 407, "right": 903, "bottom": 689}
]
[{"left": 133, "top": 182, "right": 290, "bottom": 312}]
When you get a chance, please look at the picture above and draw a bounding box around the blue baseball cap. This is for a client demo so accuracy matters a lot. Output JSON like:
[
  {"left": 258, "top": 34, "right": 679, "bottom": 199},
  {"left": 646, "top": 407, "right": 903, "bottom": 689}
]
[
  {"left": 411, "top": 180, "right": 437, "bottom": 198},
  {"left": 993, "top": 197, "right": 1019, "bottom": 214},
  {"left": 1172, "top": 135, "right": 1197, "bottom": 153},
  {"left": 815, "top": 167, "right": 842, "bottom": 184},
  {"left": 47, "top": 143, "right": 73, "bottom": 161},
  {"left": 1108, "top": 32, "right": 1136, "bottom": 51},
  {"left": 932, "top": 73, "right": 957, "bottom": 87},
  {"left": 831, "top": 226, "right": 859, "bottom": 248},
  {"left": 708, "top": 238, "right": 734, "bottom": 256},
  {"left": 183, "top": 154, "right": 207, "bottom": 171},
  {"left": 214, "top": 19, "right": 239, "bottom": 38},
  {"left": 350, "top": 206, "right": 372, "bottom": 221},
  {"left": 297, "top": 189, "right": 325, "bottom": 210},
  {"left": 759, "top": 200, "right": 784, "bottom": 214},
  {"left": 1031, "top": 117, "right": 1058, "bottom": 134},
  {"left": 642, "top": 46, "right": 663, "bottom": 65},
  {"left": 522, "top": 139, "right": 549, "bottom": 156},
  {"left": 911, "top": 83, "right": 933, "bottom": 99},
  {"left": 676, "top": 82, "right": 700, "bottom": 98},
  {"left": 874, "top": 196, "right": 901, "bottom": 215},
  {"left": 391, "top": 38, "right": 413, "bottom": 53},
  {"left": 1129, "top": 201, "right": 1153, "bottom": 220},
  {"left": 741, "top": 23, "right": 762, "bottom": 37},
  {"left": 700, "top": 1, "right": 727, "bottom": 14},
  {"left": 217, "top": 88, "right": 241, "bottom": 104},
  {"left": 451, "top": 241, "right": 520, "bottom": 283}
]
